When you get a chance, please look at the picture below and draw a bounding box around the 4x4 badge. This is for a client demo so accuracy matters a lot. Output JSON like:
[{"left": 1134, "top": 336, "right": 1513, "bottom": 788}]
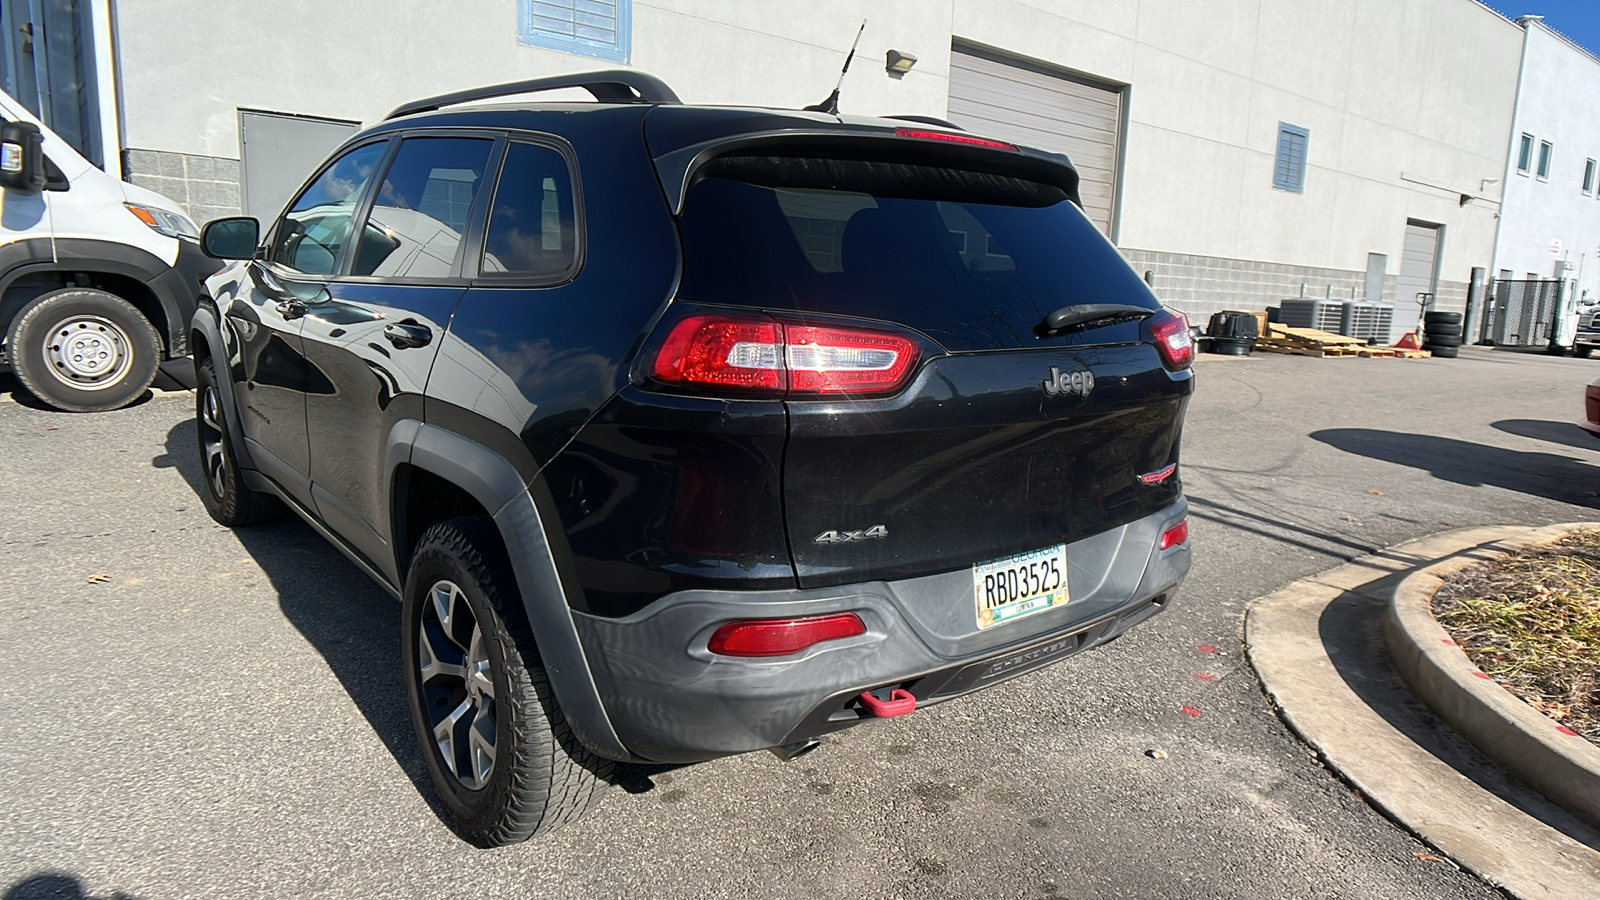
[
  {"left": 1043, "top": 366, "right": 1094, "bottom": 397},
  {"left": 815, "top": 525, "right": 888, "bottom": 544}
]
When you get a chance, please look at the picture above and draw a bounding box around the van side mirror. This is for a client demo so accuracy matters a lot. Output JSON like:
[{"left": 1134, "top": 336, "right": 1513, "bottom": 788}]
[
  {"left": 201, "top": 216, "right": 260, "bottom": 260},
  {"left": 0, "top": 120, "right": 46, "bottom": 195}
]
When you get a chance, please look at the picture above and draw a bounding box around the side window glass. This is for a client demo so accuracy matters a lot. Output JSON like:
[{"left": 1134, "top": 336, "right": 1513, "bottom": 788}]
[
  {"left": 350, "top": 137, "right": 495, "bottom": 279},
  {"left": 481, "top": 142, "right": 578, "bottom": 280},
  {"left": 269, "top": 141, "right": 388, "bottom": 276}
]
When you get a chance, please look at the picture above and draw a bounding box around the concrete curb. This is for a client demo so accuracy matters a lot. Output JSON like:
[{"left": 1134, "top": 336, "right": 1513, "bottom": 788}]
[
  {"left": 1247, "top": 526, "right": 1600, "bottom": 900},
  {"left": 1385, "top": 522, "right": 1600, "bottom": 833}
]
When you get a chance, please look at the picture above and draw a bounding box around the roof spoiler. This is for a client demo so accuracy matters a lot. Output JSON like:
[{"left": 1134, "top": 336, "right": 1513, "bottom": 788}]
[{"left": 386, "top": 70, "right": 680, "bottom": 120}]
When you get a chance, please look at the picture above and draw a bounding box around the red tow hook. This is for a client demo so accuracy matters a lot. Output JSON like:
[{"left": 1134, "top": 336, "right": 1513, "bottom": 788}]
[{"left": 858, "top": 688, "right": 917, "bottom": 717}]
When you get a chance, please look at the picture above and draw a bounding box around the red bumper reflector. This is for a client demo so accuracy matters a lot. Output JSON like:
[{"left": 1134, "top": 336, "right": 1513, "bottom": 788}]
[
  {"left": 1160, "top": 518, "right": 1189, "bottom": 551},
  {"left": 708, "top": 612, "right": 866, "bottom": 657},
  {"left": 858, "top": 688, "right": 917, "bottom": 717}
]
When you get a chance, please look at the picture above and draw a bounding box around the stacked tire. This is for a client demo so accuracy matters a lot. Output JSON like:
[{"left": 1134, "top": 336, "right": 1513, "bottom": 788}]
[{"left": 1422, "top": 310, "right": 1463, "bottom": 359}]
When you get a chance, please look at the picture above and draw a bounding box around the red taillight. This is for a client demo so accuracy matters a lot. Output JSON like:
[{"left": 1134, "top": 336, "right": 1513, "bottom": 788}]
[
  {"left": 650, "top": 313, "right": 919, "bottom": 395},
  {"left": 1148, "top": 310, "right": 1194, "bottom": 370},
  {"left": 786, "top": 325, "right": 917, "bottom": 393},
  {"left": 893, "top": 127, "right": 1018, "bottom": 151},
  {"left": 653, "top": 314, "right": 785, "bottom": 390},
  {"left": 1160, "top": 518, "right": 1189, "bottom": 551},
  {"left": 707, "top": 613, "right": 867, "bottom": 657}
]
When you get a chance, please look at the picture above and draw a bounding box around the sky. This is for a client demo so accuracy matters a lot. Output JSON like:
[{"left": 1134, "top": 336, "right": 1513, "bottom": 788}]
[{"left": 1482, "top": 1, "right": 1600, "bottom": 56}]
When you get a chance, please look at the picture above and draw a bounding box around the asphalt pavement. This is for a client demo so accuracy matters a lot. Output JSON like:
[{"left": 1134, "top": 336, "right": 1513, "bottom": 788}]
[{"left": 3, "top": 346, "right": 1598, "bottom": 900}]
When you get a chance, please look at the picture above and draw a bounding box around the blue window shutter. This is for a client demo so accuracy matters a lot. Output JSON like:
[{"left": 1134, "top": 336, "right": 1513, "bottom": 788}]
[
  {"left": 518, "top": 0, "right": 631, "bottom": 63},
  {"left": 1274, "top": 123, "right": 1309, "bottom": 193}
]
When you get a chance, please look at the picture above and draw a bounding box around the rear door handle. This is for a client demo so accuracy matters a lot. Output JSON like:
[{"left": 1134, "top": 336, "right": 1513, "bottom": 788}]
[
  {"left": 383, "top": 322, "right": 433, "bottom": 349},
  {"left": 275, "top": 298, "right": 307, "bottom": 320}
]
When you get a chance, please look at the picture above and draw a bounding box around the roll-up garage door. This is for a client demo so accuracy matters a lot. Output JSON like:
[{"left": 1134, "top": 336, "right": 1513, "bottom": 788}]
[
  {"left": 1395, "top": 220, "right": 1441, "bottom": 311},
  {"left": 946, "top": 45, "right": 1124, "bottom": 237}
]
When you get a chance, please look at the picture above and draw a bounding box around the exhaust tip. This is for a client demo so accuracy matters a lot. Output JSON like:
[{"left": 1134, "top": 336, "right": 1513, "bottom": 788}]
[{"left": 768, "top": 737, "right": 821, "bottom": 762}]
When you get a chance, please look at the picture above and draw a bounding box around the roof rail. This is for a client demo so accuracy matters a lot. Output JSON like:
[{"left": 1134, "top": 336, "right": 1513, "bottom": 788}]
[
  {"left": 386, "top": 70, "right": 681, "bottom": 120},
  {"left": 885, "top": 115, "right": 965, "bottom": 130}
]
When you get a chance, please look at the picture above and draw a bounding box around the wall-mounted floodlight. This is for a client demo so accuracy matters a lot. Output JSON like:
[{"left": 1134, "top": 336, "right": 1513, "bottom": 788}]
[{"left": 886, "top": 49, "right": 918, "bottom": 76}]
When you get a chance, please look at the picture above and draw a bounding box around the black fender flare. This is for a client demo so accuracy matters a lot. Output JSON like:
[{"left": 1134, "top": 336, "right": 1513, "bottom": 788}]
[
  {"left": 188, "top": 304, "right": 254, "bottom": 471},
  {"left": 0, "top": 237, "right": 218, "bottom": 359},
  {"left": 402, "top": 423, "right": 639, "bottom": 763}
]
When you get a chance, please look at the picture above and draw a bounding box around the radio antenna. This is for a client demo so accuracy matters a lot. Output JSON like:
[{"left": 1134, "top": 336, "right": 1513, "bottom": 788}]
[{"left": 803, "top": 20, "right": 866, "bottom": 115}]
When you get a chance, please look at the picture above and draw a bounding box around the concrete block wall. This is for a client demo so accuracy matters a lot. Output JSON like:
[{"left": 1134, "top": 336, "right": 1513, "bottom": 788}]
[
  {"left": 122, "top": 148, "right": 242, "bottom": 226},
  {"left": 1122, "top": 247, "right": 1468, "bottom": 328}
]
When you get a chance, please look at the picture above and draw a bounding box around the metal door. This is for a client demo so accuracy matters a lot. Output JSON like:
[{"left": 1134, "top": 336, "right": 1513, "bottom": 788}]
[
  {"left": 239, "top": 110, "right": 359, "bottom": 221},
  {"left": 946, "top": 45, "right": 1124, "bottom": 238}
]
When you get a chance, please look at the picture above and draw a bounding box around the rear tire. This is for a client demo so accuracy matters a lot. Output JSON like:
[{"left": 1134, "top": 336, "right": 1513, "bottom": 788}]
[
  {"left": 7, "top": 288, "right": 161, "bottom": 412},
  {"left": 402, "top": 516, "right": 612, "bottom": 846},
  {"left": 195, "top": 357, "right": 281, "bottom": 526}
]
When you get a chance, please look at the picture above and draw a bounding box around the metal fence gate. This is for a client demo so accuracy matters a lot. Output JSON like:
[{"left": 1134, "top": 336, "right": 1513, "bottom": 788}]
[{"left": 1482, "top": 279, "right": 1561, "bottom": 347}]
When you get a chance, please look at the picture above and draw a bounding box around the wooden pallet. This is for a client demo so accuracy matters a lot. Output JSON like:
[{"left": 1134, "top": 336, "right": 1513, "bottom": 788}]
[{"left": 1251, "top": 321, "right": 1429, "bottom": 358}]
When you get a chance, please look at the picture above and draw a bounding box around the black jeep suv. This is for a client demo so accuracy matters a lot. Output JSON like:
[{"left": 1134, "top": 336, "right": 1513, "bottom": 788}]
[{"left": 191, "top": 71, "right": 1194, "bottom": 846}]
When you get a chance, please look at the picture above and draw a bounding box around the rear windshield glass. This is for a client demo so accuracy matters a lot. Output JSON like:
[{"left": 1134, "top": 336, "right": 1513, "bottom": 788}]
[{"left": 675, "top": 155, "right": 1159, "bottom": 351}]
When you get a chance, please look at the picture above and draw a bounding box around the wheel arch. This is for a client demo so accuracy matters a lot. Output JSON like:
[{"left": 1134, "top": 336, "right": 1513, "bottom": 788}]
[
  {"left": 392, "top": 423, "right": 639, "bottom": 763},
  {"left": 0, "top": 238, "right": 197, "bottom": 358},
  {"left": 189, "top": 303, "right": 253, "bottom": 471}
]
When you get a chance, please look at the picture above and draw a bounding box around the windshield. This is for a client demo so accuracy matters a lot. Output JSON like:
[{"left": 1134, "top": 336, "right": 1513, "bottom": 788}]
[{"left": 675, "top": 155, "right": 1158, "bottom": 351}]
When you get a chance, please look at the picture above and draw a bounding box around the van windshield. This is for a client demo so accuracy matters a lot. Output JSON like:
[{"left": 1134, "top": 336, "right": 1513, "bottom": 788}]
[{"left": 674, "top": 155, "right": 1158, "bottom": 351}]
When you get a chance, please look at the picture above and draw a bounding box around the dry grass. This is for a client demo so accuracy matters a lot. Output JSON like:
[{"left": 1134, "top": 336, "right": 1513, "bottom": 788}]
[{"left": 1432, "top": 530, "right": 1600, "bottom": 744}]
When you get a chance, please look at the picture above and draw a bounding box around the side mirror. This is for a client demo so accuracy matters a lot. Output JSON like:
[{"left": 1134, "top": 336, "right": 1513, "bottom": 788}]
[
  {"left": 0, "top": 120, "right": 46, "bottom": 195},
  {"left": 201, "top": 216, "right": 260, "bottom": 260}
]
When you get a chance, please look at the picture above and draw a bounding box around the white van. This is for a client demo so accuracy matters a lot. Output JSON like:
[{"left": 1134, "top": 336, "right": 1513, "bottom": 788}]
[{"left": 0, "top": 91, "right": 216, "bottom": 412}]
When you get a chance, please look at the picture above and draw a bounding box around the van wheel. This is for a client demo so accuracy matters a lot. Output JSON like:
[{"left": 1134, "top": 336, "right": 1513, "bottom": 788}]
[
  {"left": 402, "top": 516, "right": 612, "bottom": 846},
  {"left": 7, "top": 288, "right": 161, "bottom": 412},
  {"left": 195, "top": 357, "right": 280, "bottom": 526}
]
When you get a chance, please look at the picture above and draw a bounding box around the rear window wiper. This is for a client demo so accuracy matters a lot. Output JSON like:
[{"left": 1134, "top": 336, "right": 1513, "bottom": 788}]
[{"left": 1037, "top": 303, "right": 1154, "bottom": 337}]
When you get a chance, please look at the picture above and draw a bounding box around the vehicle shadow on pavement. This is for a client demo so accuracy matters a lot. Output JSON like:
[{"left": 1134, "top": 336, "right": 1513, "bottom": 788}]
[
  {"left": 0, "top": 373, "right": 155, "bottom": 411},
  {"left": 155, "top": 420, "right": 452, "bottom": 824},
  {"left": 1312, "top": 572, "right": 1600, "bottom": 851},
  {"left": 155, "top": 421, "right": 676, "bottom": 817},
  {"left": 1311, "top": 428, "right": 1600, "bottom": 508},
  {"left": 3, "top": 872, "right": 139, "bottom": 900},
  {"left": 1492, "top": 418, "right": 1600, "bottom": 453}
]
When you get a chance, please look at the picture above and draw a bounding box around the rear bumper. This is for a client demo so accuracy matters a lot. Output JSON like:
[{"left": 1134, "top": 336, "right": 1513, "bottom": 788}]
[{"left": 571, "top": 498, "right": 1190, "bottom": 763}]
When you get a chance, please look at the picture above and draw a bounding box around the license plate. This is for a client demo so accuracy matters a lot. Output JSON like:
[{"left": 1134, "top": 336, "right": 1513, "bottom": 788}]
[{"left": 973, "top": 544, "right": 1069, "bottom": 629}]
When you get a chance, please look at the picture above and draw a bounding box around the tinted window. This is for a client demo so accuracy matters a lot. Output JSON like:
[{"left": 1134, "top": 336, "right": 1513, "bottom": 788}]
[
  {"left": 350, "top": 137, "right": 495, "bottom": 279},
  {"left": 481, "top": 142, "right": 577, "bottom": 279},
  {"left": 269, "top": 141, "right": 387, "bottom": 276},
  {"left": 675, "top": 156, "right": 1158, "bottom": 351}
]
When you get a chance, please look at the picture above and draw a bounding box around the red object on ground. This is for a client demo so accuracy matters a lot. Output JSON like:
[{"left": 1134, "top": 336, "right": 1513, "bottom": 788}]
[
  {"left": 1179, "top": 705, "right": 1202, "bottom": 717},
  {"left": 1557, "top": 725, "right": 1581, "bottom": 737},
  {"left": 1394, "top": 331, "right": 1421, "bottom": 350},
  {"left": 1194, "top": 672, "right": 1216, "bottom": 682},
  {"left": 1197, "top": 644, "right": 1219, "bottom": 654},
  {"left": 1578, "top": 376, "right": 1600, "bottom": 439},
  {"left": 858, "top": 689, "right": 917, "bottom": 717}
]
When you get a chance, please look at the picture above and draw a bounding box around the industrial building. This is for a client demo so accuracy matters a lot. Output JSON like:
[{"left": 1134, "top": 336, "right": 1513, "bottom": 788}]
[{"left": 4, "top": 0, "right": 1573, "bottom": 331}]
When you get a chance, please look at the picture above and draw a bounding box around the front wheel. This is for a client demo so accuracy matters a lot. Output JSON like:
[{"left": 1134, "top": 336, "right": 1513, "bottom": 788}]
[
  {"left": 1576, "top": 344, "right": 1595, "bottom": 359},
  {"left": 402, "top": 516, "right": 612, "bottom": 846},
  {"left": 7, "top": 288, "right": 161, "bottom": 412},
  {"left": 195, "top": 357, "right": 280, "bottom": 526}
]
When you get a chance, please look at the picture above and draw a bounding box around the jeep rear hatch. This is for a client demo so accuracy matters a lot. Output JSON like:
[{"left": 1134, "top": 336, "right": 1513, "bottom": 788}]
[{"left": 659, "top": 127, "right": 1192, "bottom": 589}]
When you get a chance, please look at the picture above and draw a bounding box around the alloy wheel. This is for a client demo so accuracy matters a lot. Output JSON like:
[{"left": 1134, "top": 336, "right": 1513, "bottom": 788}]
[
  {"left": 198, "top": 385, "right": 228, "bottom": 500},
  {"left": 417, "top": 579, "right": 497, "bottom": 790}
]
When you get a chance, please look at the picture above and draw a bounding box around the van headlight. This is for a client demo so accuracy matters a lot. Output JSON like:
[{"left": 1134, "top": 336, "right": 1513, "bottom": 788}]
[{"left": 124, "top": 203, "right": 201, "bottom": 240}]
